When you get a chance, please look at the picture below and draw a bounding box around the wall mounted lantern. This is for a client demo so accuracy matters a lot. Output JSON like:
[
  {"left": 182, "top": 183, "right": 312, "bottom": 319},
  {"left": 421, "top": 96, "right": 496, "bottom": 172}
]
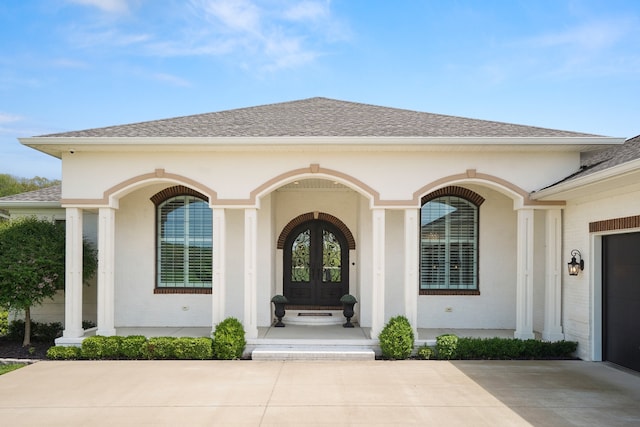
[{"left": 567, "top": 250, "right": 584, "bottom": 276}]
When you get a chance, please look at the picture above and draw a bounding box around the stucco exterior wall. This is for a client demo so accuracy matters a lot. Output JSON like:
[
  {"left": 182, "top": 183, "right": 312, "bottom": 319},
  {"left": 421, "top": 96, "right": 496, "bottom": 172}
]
[
  {"left": 60, "top": 150, "right": 578, "bottom": 203},
  {"left": 114, "top": 185, "right": 212, "bottom": 327},
  {"left": 417, "top": 185, "right": 518, "bottom": 329}
]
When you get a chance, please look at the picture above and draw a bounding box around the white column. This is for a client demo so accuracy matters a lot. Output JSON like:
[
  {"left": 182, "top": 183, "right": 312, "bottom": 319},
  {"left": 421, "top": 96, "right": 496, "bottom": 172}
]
[
  {"left": 243, "top": 208, "right": 258, "bottom": 339},
  {"left": 62, "top": 207, "right": 84, "bottom": 340},
  {"left": 543, "top": 209, "right": 565, "bottom": 341},
  {"left": 212, "top": 208, "right": 226, "bottom": 329},
  {"left": 514, "top": 209, "right": 535, "bottom": 340},
  {"left": 404, "top": 208, "right": 419, "bottom": 335},
  {"left": 96, "top": 207, "right": 116, "bottom": 336},
  {"left": 371, "top": 208, "right": 386, "bottom": 338}
]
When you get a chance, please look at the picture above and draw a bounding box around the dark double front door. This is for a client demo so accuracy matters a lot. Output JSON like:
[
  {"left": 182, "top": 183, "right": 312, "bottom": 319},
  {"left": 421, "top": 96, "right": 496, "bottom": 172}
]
[{"left": 283, "top": 219, "right": 349, "bottom": 306}]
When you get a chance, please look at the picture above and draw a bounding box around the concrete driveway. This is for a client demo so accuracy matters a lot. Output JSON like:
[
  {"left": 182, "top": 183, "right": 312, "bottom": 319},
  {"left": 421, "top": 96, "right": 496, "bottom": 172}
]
[{"left": 1, "top": 360, "right": 639, "bottom": 426}]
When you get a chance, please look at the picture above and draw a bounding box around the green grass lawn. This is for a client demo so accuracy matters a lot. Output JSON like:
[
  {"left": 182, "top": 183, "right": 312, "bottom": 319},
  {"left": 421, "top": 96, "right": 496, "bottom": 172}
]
[{"left": 0, "top": 364, "right": 26, "bottom": 375}]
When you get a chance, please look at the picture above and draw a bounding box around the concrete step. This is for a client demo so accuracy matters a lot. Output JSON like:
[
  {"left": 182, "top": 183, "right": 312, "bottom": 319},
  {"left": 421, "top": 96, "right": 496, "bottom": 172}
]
[
  {"left": 251, "top": 345, "right": 376, "bottom": 360},
  {"left": 283, "top": 310, "right": 345, "bottom": 326}
]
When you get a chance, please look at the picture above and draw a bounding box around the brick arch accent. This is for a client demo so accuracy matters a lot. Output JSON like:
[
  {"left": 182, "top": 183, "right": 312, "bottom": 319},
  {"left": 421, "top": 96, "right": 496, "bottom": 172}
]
[
  {"left": 421, "top": 185, "right": 485, "bottom": 206},
  {"left": 150, "top": 185, "right": 209, "bottom": 205},
  {"left": 277, "top": 212, "right": 356, "bottom": 250}
]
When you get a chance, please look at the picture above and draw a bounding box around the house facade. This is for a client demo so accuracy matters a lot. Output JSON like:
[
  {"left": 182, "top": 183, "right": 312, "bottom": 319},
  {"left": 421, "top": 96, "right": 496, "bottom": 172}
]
[{"left": 3, "top": 98, "right": 638, "bottom": 370}]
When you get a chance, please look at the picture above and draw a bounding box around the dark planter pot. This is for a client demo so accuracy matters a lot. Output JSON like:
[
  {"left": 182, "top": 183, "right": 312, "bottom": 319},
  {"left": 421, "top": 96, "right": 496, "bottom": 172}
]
[
  {"left": 273, "top": 302, "right": 286, "bottom": 327},
  {"left": 342, "top": 302, "right": 356, "bottom": 328}
]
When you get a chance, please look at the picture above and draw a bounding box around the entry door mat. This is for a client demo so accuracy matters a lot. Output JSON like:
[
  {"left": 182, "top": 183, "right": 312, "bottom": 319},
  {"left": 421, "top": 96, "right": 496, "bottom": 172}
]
[{"left": 298, "top": 312, "right": 332, "bottom": 316}]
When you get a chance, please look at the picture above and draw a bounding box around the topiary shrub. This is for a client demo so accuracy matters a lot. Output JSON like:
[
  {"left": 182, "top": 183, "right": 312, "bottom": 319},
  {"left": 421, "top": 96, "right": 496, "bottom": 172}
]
[
  {"left": 212, "top": 317, "right": 246, "bottom": 360},
  {"left": 174, "top": 337, "right": 213, "bottom": 360},
  {"left": 141, "top": 337, "right": 177, "bottom": 360},
  {"left": 120, "top": 335, "right": 147, "bottom": 359},
  {"left": 47, "top": 346, "right": 81, "bottom": 360},
  {"left": 378, "top": 315, "right": 415, "bottom": 360},
  {"left": 417, "top": 344, "right": 434, "bottom": 360},
  {"left": 436, "top": 334, "right": 459, "bottom": 360}
]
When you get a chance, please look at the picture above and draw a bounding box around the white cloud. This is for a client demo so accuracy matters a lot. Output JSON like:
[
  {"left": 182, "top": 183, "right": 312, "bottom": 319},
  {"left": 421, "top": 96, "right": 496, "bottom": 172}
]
[
  {"left": 67, "top": 0, "right": 132, "bottom": 14},
  {"left": 68, "top": 27, "right": 152, "bottom": 49},
  {"left": 0, "top": 113, "right": 22, "bottom": 124},
  {"left": 180, "top": 0, "right": 346, "bottom": 71},
  {"left": 528, "top": 19, "right": 631, "bottom": 51},
  {"left": 283, "top": 1, "right": 329, "bottom": 22},
  {"left": 61, "top": 0, "right": 350, "bottom": 72},
  {"left": 198, "top": 0, "right": 261, "bottom": 34},
  {"left": 492, "top": 16, "right": 640, "bottom": 80}
]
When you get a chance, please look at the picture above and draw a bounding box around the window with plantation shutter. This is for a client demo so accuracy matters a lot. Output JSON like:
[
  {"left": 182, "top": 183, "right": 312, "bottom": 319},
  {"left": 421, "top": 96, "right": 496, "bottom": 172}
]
[
  {"left": 156, "top": 194, "right": 212, "bottom": 290},
  {"left": 420, "top": 193, "right": 479, "bottom": 294}
]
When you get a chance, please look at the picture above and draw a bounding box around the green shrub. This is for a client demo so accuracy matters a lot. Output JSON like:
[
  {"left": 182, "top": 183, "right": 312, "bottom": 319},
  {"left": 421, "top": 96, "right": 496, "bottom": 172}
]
[
  {"left": 212, "top": 317, "right": 246, "bottom": 360},
  {"left": 120, "top": 335, "right": 147, "bottom": 359},
  {"left": 81, "top": 336, "right": 104, "bottom": 359},
  {"left": 0, "top": 310, "right": 7, "bottom": 336},
  {"left": 546, "top": 340, "right": 578, "bottom": 358},
  {"left": 7, "top": 320, "right": 63, "bottom": 342},
  {"left": 378, "top": 315, "right": 414, "bottom": 360},
  {"left": 436, "top": 334, "right": 459, "bottom": 360},
  {"left": 417, "top": 344, "right": 434, "bottom": 360},
  {"left": 141, "top": 337, "right": 177, "bottom": 360},
  {"left": 102, "top": 336, "right": 123, "bottom": 359},
  {"left": 47, "top": 346, "right": 82, "bottom": 360},
  {"left": 174, "top": 337, "right": 213, "bottom": 360},
  {"left": 450, "top": 337, "right": 577, "bottom": 360}
]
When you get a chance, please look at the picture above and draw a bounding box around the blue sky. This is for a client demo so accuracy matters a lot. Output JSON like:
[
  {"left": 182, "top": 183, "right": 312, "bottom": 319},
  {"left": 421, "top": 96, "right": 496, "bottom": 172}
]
[{"left": 1, "top": 0, "right": 639, "bottom": 180}]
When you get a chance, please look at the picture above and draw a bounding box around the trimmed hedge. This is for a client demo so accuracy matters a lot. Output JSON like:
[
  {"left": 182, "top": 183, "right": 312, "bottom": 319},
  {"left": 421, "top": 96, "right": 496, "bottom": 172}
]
[
  {"left": 81, "top": 336, "right": 123, "bottom": 359},
  {"left": 141, "top": 337, "right": 177, "bottom": 360},
  {"left": 46, "top": 318, "right": 247, "bottom": 360},
  {"left": 53, "top": 335, "right": 215, "bottom": 360},
  {"left": 212, "top": 317, "right": 246, "bottom": 360},
  {"left": 46, "top": 345, "right": 81, "bottom": 360},
  {"left": 120, "top": 335, "right": 147, "bottom": 359},
  {"left": 435, "top": 335, "right": 578, "bottom": 360},
  {"left": 378, "top": 315, "right": 415, "bottom": 360},
  {"left": 174, "top": 337, "right": 214, "bottom": 360}
]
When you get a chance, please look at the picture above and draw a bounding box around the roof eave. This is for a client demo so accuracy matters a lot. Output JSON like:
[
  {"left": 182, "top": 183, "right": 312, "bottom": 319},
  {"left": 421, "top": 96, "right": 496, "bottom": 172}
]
[
  {"left": 21, "top": 136, "right": 625, "bottom": 156},
  {"left": 0, "top": 201, "right": 62, "bottom": 209},
  {"left": 532, "top": 157, "right": 640, "bottom": 201}
]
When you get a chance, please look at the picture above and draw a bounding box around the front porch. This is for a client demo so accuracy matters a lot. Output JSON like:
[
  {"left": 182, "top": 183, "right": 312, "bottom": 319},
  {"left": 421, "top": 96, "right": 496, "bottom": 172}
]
[{"left": 71, "top": 325, "right": 529, "bottom": 360}]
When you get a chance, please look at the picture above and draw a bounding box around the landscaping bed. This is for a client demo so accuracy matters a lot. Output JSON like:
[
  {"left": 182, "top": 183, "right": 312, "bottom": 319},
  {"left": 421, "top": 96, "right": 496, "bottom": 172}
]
[{"left": 0, "top": 336, "right": 51, "bottom": 360}]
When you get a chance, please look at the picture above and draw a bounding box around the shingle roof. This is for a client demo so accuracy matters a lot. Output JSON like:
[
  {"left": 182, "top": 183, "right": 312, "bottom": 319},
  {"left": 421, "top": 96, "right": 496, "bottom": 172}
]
[
  {"left": 0, "top": 185, "right": 61, "bottom": 203},
  {"left": 40, "top": 97, "right": 600, "bottom": 138},
  {"left": 557, "top": 134, "right": 640, "bottom": 183}
]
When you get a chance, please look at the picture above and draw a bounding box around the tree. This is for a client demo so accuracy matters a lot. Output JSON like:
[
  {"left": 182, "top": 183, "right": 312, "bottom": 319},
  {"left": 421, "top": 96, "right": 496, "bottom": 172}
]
[
  {"left": 0, "top": 217, "right": 97, "bottom": 346},
  {"left": 0, "top": 174, "right": 61, "bottom": 197}
]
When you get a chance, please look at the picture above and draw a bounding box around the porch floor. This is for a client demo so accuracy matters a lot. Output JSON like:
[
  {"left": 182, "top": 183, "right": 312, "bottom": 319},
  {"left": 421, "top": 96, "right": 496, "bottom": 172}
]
[{"left": 113, "top": 326, "right": 520, "bottom": 341}]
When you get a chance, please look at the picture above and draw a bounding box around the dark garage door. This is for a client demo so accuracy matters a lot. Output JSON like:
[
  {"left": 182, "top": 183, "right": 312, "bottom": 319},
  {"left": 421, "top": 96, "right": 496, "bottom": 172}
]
[{"left": 603, "top": 232, "right": 640, "bottom": 372}]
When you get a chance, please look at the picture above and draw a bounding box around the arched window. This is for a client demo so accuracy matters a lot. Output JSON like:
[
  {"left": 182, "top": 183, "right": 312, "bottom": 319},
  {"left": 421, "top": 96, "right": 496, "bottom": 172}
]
[
  {"left": 420, "top": 187, "right": 482, "bottom": 295},
  {"left": 153, "top": 188, "right": 212, "bottom": 291}
]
